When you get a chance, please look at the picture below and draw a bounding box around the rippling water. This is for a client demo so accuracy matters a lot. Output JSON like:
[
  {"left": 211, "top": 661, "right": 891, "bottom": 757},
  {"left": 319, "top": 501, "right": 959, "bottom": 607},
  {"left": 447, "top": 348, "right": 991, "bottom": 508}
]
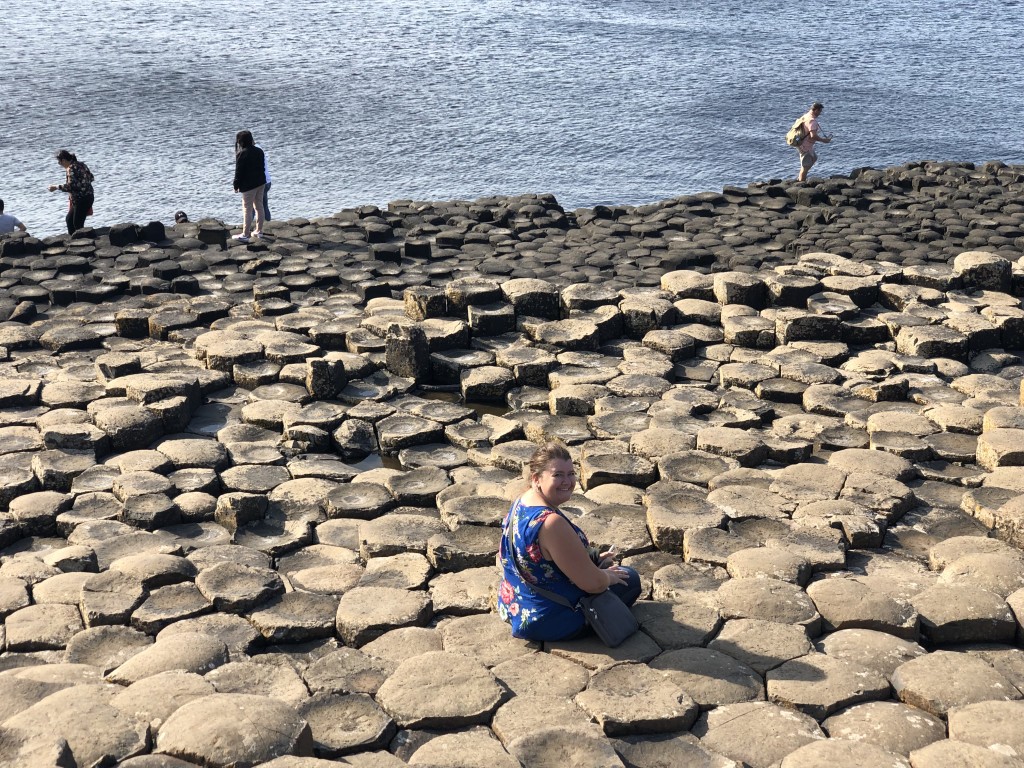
[{"left": 2, "top": 1, "right": 1022, "bottom": 236}]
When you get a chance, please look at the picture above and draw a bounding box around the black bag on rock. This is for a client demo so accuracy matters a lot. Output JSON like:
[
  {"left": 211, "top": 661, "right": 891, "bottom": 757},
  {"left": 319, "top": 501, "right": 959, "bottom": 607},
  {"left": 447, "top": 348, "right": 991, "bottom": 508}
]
[{"left": 577, "top": 589, "right": 640, "bottom": 647}]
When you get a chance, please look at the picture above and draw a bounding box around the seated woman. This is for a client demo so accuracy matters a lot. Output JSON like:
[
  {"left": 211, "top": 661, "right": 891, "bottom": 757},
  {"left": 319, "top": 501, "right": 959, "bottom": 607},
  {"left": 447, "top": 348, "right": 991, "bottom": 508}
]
[{"left": 497, "top": 441, "right": 641, "bottom": 641}]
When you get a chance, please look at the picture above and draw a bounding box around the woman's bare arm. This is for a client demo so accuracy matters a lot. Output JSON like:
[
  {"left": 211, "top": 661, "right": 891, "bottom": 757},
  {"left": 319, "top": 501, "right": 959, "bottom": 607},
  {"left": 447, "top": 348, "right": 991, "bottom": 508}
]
[{"left": 538, "top": 513, "right": 626, "bottom": 594}]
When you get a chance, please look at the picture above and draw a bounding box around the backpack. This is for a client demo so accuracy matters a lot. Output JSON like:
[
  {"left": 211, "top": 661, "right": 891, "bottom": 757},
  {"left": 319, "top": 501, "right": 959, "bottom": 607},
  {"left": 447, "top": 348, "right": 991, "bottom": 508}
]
[{"left": 786, "top": 116, "right": 808, "bottom": 147}]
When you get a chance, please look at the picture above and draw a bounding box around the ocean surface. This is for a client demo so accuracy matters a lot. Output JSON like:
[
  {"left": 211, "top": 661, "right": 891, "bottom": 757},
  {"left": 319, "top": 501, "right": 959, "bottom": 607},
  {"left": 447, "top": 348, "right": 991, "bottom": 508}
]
[{"left": 3, "top": 1, "right": 1023, "bottom": 237}]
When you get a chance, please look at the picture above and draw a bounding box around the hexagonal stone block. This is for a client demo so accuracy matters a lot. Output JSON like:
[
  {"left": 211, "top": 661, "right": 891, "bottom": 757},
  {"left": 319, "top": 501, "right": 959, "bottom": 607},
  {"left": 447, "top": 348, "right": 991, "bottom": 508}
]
[
  {"left": 107, "top": 632, "right": 229, "bottom": 685},
  {"left": 822, "top": 700, "right": 945, "bottom": 757},
  {"left": 505, "top": 726, "right": 624, "bottom": 768},
  {"left": 815, "top": 628, "right": 926, "bottom": 681},
  {"left": 709, "top": 618, "right": 812, "bottom": 675},
  {"left": 807, "top": 577, "right": 919, "bottom": 639},
  {"left": 717, "top": 577, "right": 822, "bottom": 634},
  {"left": 909, "top": 739, "right": 1024, "bottom": 768},
  {"left": 947, "top": 700, "right": 1024, "bottom": 758},
  {"left": 767, "top": 652, "right": 891, "bottom": 721},
  {"left": 296, "top": 692, "right": 396, "bottom": 758},
  {"left": 575, "top": 662, "right": 698, "bottom": 736},
  {"left": 891, "top": 650, "right": 1022, "bottom": 717},
  {"left": 156, "top": 693, "right": 314, "bottom": 765},
  {"left": 910, "top": 585, "right": 1017, "bottom": 644},
  {"left": 3, "top": 683, "right": 149, "bottom": 767},
  {"left": 691, "top": 701, "right": 824, "bottom": 768},
  {"left": 649, "top": 648, "right": 764, "bottom": 709},
  {"left": 335, "top": 586, "right": 432, "bottom": 646},
  {"left": 375, "top": 651, "right": 506, "bottom": 728},
  {"left": 779, "top": 739, "right": 910, "bottom": 768}
]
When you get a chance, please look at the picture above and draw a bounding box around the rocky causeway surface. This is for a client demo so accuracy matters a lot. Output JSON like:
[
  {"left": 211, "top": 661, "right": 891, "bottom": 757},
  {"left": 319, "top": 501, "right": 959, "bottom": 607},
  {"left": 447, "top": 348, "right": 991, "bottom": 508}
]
[{"left": 1, "top": 160, "right": 1024, "bottom": 767}]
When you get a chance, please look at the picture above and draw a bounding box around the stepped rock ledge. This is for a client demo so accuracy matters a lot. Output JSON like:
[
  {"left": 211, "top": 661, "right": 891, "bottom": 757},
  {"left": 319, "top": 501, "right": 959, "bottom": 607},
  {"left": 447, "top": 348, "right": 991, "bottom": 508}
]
[{"left": 1, "top": 160, "right": 1024, "bottom": 767}]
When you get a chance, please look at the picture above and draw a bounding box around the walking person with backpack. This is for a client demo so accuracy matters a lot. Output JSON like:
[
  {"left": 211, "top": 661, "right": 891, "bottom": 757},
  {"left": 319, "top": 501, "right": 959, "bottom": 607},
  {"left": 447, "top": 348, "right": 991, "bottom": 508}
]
[{"left": 787, "top": 102, "right": 833, "bottom": 182}]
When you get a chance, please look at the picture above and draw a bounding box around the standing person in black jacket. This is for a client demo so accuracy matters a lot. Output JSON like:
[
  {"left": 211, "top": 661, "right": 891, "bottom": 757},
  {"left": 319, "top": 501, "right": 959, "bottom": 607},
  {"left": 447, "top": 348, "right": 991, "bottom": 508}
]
[
  {"left": 232, "top": 130, "right": 266, "bottom": 242},
  {"left": 47, "top": 149, "right": 94, "bottom": 235}
]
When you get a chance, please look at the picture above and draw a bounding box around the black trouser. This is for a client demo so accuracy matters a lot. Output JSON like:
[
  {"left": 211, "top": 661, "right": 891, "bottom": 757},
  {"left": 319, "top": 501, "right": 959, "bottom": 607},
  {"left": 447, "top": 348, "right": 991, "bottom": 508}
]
[{"left": 66, "top": 193, "right": 93, "bottom": 235}]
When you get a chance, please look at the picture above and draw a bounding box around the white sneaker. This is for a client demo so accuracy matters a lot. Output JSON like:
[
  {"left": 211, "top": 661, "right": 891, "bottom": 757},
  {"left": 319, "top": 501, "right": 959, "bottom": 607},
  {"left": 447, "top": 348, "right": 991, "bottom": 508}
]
[
  {"left": 232, "top": 234, "right": 250, "bottom": 242},
  {"left": 254, "top": 233, "right": 265, "bottom": 240}
]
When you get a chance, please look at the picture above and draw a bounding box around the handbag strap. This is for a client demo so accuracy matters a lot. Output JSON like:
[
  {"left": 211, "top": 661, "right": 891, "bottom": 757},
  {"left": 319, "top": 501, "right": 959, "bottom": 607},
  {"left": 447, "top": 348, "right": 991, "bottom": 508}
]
[{"left": 506, "top": 500, "right": 578, "bottom": 610}]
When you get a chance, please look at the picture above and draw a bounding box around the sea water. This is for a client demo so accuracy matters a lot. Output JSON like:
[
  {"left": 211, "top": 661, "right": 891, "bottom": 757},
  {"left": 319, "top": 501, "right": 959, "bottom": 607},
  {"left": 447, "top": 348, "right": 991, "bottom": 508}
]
[{"left": 2, "top": 0, "right": 1022, "bottom": 236}]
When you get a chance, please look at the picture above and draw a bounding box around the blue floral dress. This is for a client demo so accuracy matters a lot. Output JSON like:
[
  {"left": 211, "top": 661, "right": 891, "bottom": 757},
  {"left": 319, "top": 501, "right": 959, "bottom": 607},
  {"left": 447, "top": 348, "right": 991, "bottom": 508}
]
[{"left": 497, "top": 499, "right": 590, "bottom": 641}]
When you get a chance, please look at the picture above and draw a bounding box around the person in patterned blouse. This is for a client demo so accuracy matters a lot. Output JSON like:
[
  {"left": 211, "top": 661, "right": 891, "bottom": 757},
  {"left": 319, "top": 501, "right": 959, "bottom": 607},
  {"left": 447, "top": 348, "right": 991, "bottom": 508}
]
[
  {"left": 497, "top": 441, "right": 641, "bottom": 641},
  {"left": 47, "top": 149, "right": 95, "bottom": 235}
]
